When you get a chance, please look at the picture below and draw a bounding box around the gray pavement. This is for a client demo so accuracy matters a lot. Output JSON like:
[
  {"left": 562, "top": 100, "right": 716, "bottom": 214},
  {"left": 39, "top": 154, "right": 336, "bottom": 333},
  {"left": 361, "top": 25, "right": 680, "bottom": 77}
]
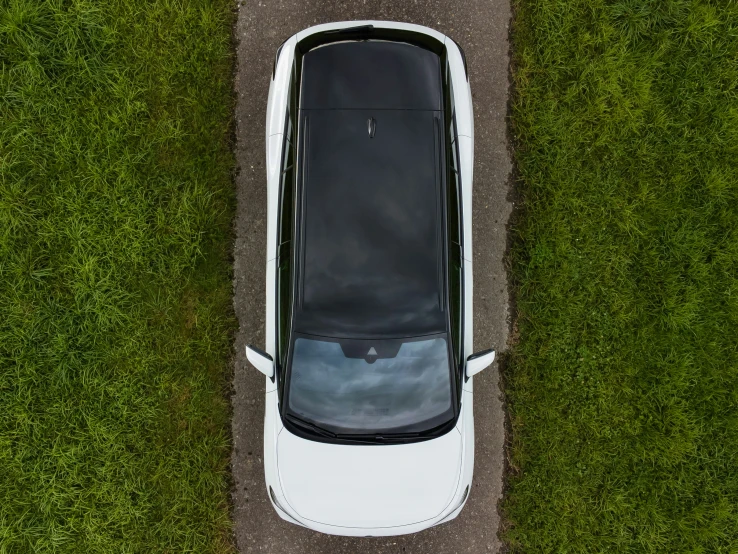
[{"left": 231, "top": 1, "right": 512, "bottom": 552}]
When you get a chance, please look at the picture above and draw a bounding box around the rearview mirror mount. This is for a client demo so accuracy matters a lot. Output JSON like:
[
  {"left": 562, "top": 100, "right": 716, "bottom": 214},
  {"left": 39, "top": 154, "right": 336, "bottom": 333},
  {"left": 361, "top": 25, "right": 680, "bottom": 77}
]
[
  {"left": 246, "top": 345, "right": 274, "bottom": 379},
  {"left": 465, "top": 348, "right": 495, "bottom": 380}
]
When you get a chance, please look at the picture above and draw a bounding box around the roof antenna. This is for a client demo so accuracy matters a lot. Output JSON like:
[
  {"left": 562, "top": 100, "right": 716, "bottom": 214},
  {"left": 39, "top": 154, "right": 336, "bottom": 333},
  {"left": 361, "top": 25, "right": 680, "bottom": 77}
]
[{"left": 367, "top": 117, "right": 376, "bottom": 138}]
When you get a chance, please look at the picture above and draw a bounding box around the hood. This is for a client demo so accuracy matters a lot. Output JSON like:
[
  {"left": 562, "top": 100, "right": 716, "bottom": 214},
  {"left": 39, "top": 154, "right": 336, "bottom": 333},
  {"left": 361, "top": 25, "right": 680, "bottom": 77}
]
[{"left": 276, "top": 428, "right": 463, "bottom": 529}]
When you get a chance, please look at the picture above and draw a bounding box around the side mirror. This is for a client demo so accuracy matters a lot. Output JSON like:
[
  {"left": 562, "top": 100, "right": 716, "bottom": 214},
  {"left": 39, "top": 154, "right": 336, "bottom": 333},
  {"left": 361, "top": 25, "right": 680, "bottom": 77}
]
[
  {"left": 465, "top": 348, "right": 495, "bottom": 379},
  {"left": 246, "top": 345, "right": 274, "bottom": 379}
]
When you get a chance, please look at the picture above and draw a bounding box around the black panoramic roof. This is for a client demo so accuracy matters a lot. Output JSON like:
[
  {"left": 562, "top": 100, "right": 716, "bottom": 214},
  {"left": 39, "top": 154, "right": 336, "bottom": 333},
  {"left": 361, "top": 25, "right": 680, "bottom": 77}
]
[
  {"left": 300, "top": 41, "right": 442, "bottom": 110},
  {"left": 294, "top": 40, "right": 446, "bottom": 339}
]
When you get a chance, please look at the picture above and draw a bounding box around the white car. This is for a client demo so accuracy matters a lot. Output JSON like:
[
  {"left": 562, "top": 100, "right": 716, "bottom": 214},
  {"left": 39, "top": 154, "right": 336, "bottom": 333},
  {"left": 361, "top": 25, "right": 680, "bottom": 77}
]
[{"left": 246, "top": 21, "right": 496, "bottom": 537}]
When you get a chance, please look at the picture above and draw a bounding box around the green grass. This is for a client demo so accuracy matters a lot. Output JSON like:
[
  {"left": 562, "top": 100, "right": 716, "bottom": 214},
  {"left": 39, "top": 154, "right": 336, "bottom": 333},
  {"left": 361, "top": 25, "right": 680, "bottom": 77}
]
[
  {"left": 0, "top": 1, "right": 235, "bottom": 552},
  {"left": 504, "top": 0, "right": 738, "bottom": 551}
]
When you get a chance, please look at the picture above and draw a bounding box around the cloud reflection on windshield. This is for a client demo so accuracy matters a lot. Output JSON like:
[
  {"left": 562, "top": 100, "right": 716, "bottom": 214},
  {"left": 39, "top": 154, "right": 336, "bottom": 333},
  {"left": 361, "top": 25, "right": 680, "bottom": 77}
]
[{"left": 287, "top": 337, "right": 453, "bottom": 434}]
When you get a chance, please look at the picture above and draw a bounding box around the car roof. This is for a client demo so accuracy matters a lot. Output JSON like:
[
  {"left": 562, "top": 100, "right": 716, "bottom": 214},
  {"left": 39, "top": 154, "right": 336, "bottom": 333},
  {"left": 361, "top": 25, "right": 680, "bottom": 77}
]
[
  {"left": 293, "top": 40, "right": 447, "bottom": 339},
  {"left": 300, "top": 40, "right": 442, "bottom": 110}
]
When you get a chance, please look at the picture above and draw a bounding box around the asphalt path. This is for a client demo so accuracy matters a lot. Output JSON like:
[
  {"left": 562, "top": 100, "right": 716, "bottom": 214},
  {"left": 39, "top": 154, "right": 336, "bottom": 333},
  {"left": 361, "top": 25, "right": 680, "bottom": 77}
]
[{"left": 231, "top": 1, "right": 512, "bottom": 552}]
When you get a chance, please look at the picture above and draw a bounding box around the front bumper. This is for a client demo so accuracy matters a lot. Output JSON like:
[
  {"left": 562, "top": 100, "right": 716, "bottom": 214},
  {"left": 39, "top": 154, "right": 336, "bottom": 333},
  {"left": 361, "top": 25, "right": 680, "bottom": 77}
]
[{"left": 268, "top": 482, "right": 471, "bottom": 537}]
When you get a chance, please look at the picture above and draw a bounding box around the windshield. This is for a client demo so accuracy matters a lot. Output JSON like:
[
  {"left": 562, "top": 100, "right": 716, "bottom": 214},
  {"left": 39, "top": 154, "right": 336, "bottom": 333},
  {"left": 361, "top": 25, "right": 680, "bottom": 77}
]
[{"left": 284, "top": 335, "right": 454, "bottom": 436}]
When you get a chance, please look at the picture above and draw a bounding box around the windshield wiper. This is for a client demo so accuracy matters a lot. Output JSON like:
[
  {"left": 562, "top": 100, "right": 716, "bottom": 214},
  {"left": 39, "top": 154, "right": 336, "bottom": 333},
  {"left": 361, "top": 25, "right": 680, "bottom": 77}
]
[
  {"left": 283, "top": 413, "right": 336, "bottom": 439},
  {"left": 284, "top": 414, "right": 438, "bottom": 444},
  {"left": 335, "top": 431, "right": 423, "bottom": 444},
  {"left": 373, "top": 432, "right": 421, "bottom": 442}
]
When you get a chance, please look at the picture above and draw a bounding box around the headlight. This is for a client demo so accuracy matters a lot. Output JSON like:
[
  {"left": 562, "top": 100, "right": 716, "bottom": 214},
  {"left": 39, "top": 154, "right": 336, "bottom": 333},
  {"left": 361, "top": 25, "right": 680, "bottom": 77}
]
[
  {"left": 452, "top": 485, "right": 470, "bottom": 512},
  {"left": 269, "top": 486, "right": 288, "bottom": 513}
]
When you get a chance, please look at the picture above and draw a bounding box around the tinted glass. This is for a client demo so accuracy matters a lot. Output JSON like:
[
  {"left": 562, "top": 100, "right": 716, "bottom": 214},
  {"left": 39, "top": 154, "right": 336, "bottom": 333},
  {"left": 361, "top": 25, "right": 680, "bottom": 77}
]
[
  {"left": 447, "top": 140, "right": 463, "bottom": 368},
  {"left": 445, "top": 61, "right": 464, "bottom": 371},
  {"left": 286, "top": 336, "right": 453, "bottom": 434},
  {"left": 295, "top": 109, "right": 445, "bottom": 338},
  {"left": 449, "top": 247, "right": 463, "bottom": 369},
  {"left": 301, "top": 41, "right": 442, "bottom": 110},
  {"left": 277, "top": 112, "right": 295, "bottom": 366},
  {"left": 277, "top": 248, "right": 291, "bottom": 365}
]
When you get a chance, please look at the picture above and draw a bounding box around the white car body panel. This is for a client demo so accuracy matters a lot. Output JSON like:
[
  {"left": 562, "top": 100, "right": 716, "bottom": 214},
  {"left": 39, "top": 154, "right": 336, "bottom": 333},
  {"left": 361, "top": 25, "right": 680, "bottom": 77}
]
[
  {"left": 445, "top": 37, "right": 474, "bottom": 140},
  {"left": 277, "top": 428, "right": 462, "bottom": 529},
  {"left": 294, "top": 20, "right": 446, "bottom": 44},
  {"left": 457, "top": 135, "right": 474, "bottom": 264},
  {"left": 265, "top": 134, "right": 283, "bottom": 264},
  {"left": 263, "top": 258, "right": 277, "bottom": 394},
  {"left": 260, "top": 21, "right": 478, "bottom": 536},
  {"left": 265, "top": 37, "right": 296, "bottom": 140}
]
